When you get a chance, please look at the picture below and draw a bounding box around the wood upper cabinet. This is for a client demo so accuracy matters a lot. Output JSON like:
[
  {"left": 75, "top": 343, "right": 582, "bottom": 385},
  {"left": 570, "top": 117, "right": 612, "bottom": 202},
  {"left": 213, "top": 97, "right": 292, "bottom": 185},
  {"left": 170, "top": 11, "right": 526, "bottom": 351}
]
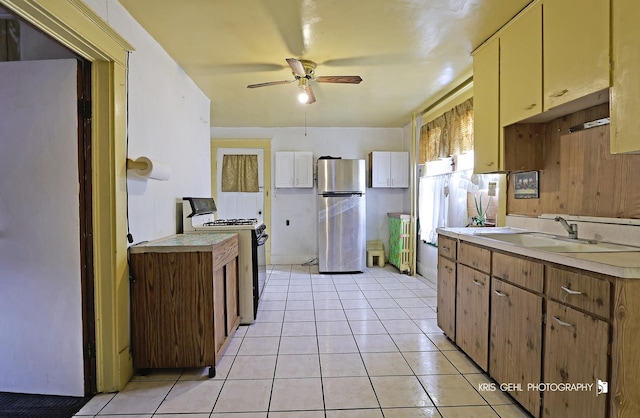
[
  {"left": 543, "top": 300, "right": 609, "bottom": 418},
  {"left": 369, "top": 151, "right": 409, "bottom": 188},
  {"left": 490, "top": 277, "right": 543, "bottom": 417},
  {"left": 473, "top": 36, "right": 501, "bottom": 173},
  {"left": 275, "top": 151, "right": 313, "bottom": 188},
  {"left": 500, "top": 2, "right": 542, "bottom": 126},
  {"left": 610, "top": 0, "right": 640, "bottom": 154},
  {"left": 456, "top": 264, "right": 490, "bottom": 371},
  {"left": 543, "top": 0, "right": 610, "bottom": 111}
]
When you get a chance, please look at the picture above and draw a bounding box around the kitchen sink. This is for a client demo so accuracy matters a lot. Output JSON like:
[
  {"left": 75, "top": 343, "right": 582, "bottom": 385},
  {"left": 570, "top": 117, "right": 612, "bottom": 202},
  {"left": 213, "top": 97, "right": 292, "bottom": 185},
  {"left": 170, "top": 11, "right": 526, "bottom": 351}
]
[{"left": 473, "top": 231, "right": 640, "bottom": 253}]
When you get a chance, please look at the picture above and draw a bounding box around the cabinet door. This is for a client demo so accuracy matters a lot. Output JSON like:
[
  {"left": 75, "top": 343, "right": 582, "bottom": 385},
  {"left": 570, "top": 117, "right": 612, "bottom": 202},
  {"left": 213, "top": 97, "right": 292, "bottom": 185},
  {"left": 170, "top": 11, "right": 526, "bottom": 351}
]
[
  {"left": 490, "top": 278, "right": 543, "bottom": 417},
  {"left": 371, "top": 152, "right": 391, "bottom": 187},
  {"left": 500, "top": 3, "right": 542, "bottom": 126},
  {"left": 225, "top": 258, "right": 239, "bottom": 335},
  {"left": 275, "top": 152, "right": 294, "bottom": 188},
  {"left": 473, "top": 37, "right": 501, "bottom": 173},
  {"left": 390, "top": 152, "right": 409, "bottom": 187},
  {"left": 543, "top": 301, "right": 608, "bottom": 418},
  {"left": 544, "top": 0, "right": 609, "bottom": 110},
  {"left": 294, "top": 151, "right": 313, "bottom": 188},
  {"left": 213, "top": 268, "right": 226, "bottom": 356},
  {"left": 456, "top": 265, "right": 490, "bottom": 371},
  {"left": 437, "top": 256, "right": 456, "bottom": 341},
  {"left": 610, "top": 0, "right": 640, "bottom": 154}
]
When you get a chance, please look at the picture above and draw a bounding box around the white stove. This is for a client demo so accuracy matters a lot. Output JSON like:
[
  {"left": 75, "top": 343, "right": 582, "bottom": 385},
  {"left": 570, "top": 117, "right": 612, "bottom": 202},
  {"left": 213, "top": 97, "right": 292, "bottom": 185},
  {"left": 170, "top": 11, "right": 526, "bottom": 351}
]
[{"left": 182, "top": 198, "right": 268, "bottom": 324}]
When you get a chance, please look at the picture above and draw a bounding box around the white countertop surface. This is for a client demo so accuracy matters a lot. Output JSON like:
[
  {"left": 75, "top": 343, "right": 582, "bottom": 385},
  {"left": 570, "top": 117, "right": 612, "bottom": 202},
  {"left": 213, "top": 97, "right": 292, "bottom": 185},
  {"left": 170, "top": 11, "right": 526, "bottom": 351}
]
[{"left": 437, "top": 227, "right": 640, "bottom": 279}]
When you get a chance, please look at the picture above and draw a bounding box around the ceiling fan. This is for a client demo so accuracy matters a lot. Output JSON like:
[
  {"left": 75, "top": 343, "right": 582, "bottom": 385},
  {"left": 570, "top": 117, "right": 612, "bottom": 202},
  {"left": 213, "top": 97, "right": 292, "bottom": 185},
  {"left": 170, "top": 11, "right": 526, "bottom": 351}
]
[{"left": 247, "top": 58, "right": 363, "bottom": 104}]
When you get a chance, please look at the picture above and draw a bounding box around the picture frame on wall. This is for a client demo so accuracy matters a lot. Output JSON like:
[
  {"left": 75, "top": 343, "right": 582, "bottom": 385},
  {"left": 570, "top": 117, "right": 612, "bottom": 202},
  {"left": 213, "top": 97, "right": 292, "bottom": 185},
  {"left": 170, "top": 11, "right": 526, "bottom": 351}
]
[{"left": 513, "top": 171, "right": 539, "bottom": 199}]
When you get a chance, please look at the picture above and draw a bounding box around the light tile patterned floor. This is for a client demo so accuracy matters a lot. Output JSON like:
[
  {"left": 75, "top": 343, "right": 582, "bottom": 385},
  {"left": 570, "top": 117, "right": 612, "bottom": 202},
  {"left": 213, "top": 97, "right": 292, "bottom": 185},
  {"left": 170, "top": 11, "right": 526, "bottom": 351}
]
[{"left": 76, "top": 264, "right": 531, "bottom": 417}]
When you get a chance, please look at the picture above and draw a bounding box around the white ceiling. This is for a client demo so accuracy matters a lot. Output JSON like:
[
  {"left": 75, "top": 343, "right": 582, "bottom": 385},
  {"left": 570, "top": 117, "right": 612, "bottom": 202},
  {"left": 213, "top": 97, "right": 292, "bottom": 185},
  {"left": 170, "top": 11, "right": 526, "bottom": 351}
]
[{"left": 118, "top": 0, "right": 531, "bottom": 128}]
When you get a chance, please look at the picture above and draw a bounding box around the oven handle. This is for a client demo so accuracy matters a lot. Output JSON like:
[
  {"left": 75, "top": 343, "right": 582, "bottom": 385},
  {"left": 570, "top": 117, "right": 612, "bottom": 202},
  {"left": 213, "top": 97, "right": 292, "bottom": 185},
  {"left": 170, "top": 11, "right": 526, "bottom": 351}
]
[{"left": 257, "top": 233, "right": 269, "bottom": 246}]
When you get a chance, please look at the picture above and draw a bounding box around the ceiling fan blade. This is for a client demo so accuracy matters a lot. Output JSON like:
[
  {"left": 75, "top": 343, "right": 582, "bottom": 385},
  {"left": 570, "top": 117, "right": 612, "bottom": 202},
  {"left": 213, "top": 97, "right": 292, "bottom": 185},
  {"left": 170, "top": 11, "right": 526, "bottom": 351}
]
[
  {"left": 286, "top": 58, "right": 306, "bottom": 77},
  {"left": 316, "top": 75, "right": 363, "bottom": 84},
  {"left": 247, "top": 80, "right": 295, "bottom": 88},
  {"left": 305, "top": 85, "right": 316, "bottom": 104}
]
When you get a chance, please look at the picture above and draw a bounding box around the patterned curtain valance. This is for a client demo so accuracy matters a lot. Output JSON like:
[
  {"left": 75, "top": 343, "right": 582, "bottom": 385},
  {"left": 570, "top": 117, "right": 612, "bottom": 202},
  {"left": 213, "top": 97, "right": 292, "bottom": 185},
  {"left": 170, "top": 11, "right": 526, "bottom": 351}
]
[{"left": 419, "top": 98, "right": 474, "bottom": 163}]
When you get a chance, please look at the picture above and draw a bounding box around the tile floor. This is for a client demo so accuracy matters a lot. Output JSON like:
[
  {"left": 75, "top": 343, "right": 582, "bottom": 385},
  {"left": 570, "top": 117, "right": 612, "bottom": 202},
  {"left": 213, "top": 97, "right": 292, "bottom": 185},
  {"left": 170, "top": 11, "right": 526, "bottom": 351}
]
[{"left": 76, "top": 264, "right": 531, "bottom": 418}]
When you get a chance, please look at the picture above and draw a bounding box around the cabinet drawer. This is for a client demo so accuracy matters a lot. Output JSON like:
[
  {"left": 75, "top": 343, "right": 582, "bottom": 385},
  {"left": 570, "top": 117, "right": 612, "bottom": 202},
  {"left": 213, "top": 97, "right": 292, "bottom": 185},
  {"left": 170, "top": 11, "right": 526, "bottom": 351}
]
[
  {"left": 438, "top": 236, "right": 457, "bottom": 260},
  {"left": 492, "top": 252, "right": 543, "bottom": 293},
  {"left": 546, "top": 266, "right": 611, "bottom": 319},
  {"left": 459, "top": 242, "right": 491, "bottom": 273}
]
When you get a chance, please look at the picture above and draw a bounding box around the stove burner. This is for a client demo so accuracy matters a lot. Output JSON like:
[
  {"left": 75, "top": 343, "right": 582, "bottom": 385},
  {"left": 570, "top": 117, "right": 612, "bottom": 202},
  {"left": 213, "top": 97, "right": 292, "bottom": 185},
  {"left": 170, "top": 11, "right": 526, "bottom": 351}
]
[{"left": 204, "top": 218, "right": 258, "bottom": 226}]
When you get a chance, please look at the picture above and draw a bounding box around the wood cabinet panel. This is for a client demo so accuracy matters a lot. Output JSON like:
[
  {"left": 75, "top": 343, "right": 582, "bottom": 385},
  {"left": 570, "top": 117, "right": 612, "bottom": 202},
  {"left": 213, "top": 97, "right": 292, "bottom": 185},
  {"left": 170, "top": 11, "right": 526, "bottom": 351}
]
[
  {"left": 130, "top": 252, "right": 216, "bottom": 368},
  {"left": 543, "top": 300, "right": 609, "bottom": 418},
  {"left": 492, "top": 252, "right": 543, "bottom": 293},
  {"left": 458, "top": 242, "right": 491, "bottom": 273},
  {"left": 456, "top": 265, "right": 490, "bottom": 371},
  {"left": 473, "top": 36, "right": 501, "bottom": 174},
  {"left": 543, "top": 0, "right": 610, "bottom": 111},
  {"left": 437, "top": 256, "right": 456, "bottom": 340},
  {"left": 610, "top": 0, "right": 640, "bottom": 154},
  {"left": 213, "top": 267, "right": 226, "bottom": 356},
  {"left": 438, "top": 235, "right": 457, "bottom": 260},
  {"left": 490, "top": 278, "right": 543, "bottom": 417},
  {"left": 500, "top": 2, "right": 542, "bottom": 126},
  {"left": 225, "top": 258, "right": 239, "bottom": 334},
  {"left": 546, "top": 266, "right": 611, "bottom": 319}
]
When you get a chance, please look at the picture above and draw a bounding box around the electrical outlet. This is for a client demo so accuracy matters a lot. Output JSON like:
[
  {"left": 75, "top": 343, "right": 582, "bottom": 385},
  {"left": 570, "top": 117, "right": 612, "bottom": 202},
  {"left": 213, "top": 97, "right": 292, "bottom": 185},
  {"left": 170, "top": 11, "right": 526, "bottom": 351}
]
[{"left": 286, "top": 220, "right": 290, "bottom": 226}]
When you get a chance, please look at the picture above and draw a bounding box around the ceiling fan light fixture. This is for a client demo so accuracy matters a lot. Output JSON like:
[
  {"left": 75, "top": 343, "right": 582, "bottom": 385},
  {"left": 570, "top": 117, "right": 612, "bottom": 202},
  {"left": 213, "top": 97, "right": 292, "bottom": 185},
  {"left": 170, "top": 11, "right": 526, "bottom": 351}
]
[{"left": 298, "top": 89, "right": 310, "bottom": 104}]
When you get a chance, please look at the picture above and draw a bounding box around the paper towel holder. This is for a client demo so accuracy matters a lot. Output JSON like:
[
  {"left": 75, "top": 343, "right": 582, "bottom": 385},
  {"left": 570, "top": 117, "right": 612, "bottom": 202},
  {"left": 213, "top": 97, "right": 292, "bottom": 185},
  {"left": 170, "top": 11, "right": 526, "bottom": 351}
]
[
  {"left": 126, "top": 158, "right": 148, "bottom": 171},
  {"left": 126, "top": 156, "right": 171, "bottom": 181}
]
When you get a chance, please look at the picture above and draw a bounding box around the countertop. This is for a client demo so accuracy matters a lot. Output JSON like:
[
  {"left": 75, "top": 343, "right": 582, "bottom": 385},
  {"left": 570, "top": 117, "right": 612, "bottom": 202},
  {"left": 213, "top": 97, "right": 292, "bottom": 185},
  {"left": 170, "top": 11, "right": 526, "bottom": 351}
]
[
  {"left": 129, "top": 233, "right": 237, "bottom": 254},
  {"left": 437, "top": 227, "right": 640, "bottom": 279}
]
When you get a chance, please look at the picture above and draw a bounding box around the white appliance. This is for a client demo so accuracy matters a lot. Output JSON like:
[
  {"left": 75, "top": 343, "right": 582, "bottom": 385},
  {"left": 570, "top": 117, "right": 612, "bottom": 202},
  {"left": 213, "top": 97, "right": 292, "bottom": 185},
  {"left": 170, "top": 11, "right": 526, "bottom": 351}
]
[
  {"left": 317, "top": 158, "right": 366, "bottom": 273},
  {"left": 182, "top": 197, "right": 268, "bottom": 324}
]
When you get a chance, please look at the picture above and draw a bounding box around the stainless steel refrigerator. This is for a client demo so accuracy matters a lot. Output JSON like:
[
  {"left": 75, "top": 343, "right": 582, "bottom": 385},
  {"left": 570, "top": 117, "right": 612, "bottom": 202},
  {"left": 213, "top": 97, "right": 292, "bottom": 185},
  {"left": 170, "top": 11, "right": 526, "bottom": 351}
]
[{"left": 317, "top": 158, "right": 366, "bottom": 273}]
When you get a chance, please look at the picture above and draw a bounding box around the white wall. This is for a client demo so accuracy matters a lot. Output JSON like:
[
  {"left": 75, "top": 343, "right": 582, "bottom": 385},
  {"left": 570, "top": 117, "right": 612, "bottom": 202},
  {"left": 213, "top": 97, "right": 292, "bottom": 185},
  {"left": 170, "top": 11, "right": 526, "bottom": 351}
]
[
  {"left": 87, "top": 0, "right": 212, "bottom": 243},
  {"left": 211, "top": 127, "right": 411, "bottom": 264}
]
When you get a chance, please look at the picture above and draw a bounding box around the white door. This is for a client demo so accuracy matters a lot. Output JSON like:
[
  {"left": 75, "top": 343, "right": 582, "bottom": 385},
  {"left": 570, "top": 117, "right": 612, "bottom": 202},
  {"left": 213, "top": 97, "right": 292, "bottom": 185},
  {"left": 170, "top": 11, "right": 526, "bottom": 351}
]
[
  {"left": 0, "top": 59, "right": 84, "bottom": 396},
  {"left": 216, "top": 148, "right": 264, "bottom": 220}
]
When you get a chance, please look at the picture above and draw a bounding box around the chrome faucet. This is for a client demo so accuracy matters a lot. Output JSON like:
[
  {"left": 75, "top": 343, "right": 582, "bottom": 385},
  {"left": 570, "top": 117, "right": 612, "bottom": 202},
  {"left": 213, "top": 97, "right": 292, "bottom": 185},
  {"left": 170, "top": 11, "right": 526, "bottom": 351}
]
[{"left": 555, "top": 216, "right": 578, "bottom": 239}]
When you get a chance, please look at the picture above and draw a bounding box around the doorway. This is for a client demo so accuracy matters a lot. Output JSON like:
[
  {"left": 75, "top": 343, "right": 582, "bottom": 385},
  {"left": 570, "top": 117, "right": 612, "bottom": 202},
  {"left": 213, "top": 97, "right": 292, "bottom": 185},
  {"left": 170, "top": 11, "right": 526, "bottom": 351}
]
[
  {"left": 211, "top": 139, "right": 272, "bottom": 264},
  {"left": 216, "top": 147, "right": 265, "bottom": 220}
]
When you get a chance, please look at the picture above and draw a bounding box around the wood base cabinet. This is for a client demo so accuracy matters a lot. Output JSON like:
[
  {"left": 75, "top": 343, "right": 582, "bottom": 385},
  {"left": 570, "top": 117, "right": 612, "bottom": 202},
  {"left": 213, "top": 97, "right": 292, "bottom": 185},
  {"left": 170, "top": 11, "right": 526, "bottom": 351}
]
[
  {"left": 129, "top": 234, "right": 240, "bottom": 377},
  {"left": 437, "top": 234, "right": 640, "bottom": 418}
]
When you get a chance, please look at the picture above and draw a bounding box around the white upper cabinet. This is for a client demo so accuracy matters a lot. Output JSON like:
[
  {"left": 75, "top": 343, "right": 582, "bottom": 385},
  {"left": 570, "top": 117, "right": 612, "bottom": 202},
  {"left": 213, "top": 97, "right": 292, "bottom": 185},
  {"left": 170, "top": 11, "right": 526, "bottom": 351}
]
[
  {"left": 275, "top": 151, "right": 313, "bottom": 188},
  {"left": 369, "top": 151, "right": 409, "bottom": 188}
]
